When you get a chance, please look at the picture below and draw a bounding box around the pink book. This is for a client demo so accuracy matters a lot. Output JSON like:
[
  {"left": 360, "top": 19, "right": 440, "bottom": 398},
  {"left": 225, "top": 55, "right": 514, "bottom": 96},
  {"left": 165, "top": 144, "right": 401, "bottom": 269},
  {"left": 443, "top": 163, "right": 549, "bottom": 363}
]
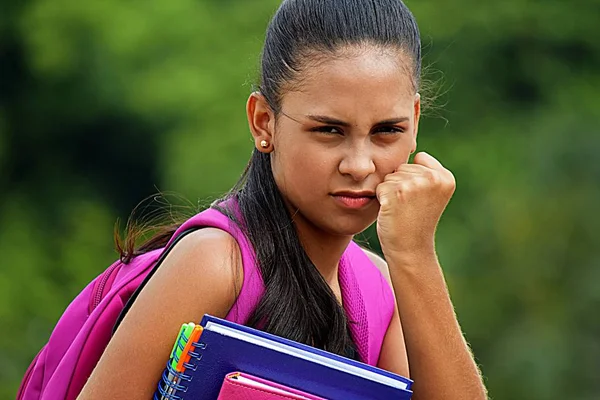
[{"left": 217, "top": 372, "right": 327, "bottom": 400}]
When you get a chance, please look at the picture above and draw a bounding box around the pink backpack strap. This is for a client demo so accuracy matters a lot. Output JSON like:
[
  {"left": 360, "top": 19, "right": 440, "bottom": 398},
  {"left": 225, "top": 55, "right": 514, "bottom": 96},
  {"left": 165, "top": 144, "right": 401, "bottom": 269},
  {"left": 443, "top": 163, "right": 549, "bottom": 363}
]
[{"left": 340, "top": 242, "right": 395, "bottom": 366}]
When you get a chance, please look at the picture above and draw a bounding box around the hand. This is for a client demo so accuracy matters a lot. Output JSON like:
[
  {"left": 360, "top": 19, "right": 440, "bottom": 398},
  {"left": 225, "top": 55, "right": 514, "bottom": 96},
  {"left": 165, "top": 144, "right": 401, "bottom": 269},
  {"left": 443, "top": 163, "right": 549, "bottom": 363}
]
[{"left": 375, "top": 152, "right": 456, "bottom": 261}]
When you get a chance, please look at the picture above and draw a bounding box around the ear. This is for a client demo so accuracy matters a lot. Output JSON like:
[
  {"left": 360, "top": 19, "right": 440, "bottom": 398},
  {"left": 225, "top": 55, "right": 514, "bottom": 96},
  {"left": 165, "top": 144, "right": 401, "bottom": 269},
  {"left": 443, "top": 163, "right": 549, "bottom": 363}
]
[
  {"left": 411, "top": 92, "right": 421, "bottom": 154},
  {"left": 247, "top": 92, "right": 276, "bottom": 153}
]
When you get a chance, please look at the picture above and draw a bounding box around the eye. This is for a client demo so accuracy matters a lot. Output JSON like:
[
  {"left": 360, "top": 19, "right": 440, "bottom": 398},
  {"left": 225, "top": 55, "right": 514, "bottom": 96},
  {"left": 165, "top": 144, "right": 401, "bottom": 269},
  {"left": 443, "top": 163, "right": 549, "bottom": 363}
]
[
  {"left": 312, "top": 126, "right": 344, "bottom": 135},
  {"left": 373, "top": 126, "right": 405, "bottom": 135}
]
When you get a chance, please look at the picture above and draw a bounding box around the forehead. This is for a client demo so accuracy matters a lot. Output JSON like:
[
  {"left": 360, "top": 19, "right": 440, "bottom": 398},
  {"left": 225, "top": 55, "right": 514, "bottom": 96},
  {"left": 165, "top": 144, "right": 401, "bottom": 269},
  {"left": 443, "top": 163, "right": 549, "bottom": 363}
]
[{"left": 280, "top": 47, "right": 416, "bottom": 119}]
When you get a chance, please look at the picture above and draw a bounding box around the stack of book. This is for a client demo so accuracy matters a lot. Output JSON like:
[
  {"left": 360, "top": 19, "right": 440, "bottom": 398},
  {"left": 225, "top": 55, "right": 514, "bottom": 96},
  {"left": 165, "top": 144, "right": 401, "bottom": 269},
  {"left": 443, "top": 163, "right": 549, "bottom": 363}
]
[{"left": 154, "top": 315, "right": 413, "bottom": 400}]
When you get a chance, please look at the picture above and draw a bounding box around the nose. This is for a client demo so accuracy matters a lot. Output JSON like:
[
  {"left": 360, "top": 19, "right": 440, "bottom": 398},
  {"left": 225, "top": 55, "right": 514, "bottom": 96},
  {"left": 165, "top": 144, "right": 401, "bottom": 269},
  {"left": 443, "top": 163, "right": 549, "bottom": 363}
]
[{"left": 338, "top": 142, "right": 376, "bottom": 182}]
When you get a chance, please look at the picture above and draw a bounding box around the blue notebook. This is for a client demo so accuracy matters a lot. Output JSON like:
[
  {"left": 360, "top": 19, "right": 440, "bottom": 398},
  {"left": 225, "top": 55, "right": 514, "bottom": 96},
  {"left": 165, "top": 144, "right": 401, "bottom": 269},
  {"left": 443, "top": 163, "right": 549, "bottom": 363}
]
[{"left": 154, "top": 315, "right": 413, "bottom": 400}]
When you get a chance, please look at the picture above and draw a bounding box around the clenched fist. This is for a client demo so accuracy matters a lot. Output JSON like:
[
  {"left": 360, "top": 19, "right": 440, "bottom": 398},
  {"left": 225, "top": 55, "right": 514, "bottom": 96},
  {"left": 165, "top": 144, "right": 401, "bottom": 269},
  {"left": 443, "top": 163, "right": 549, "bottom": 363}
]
[{"left": 375, "top": 152, "right": 456, "bottom": 260}]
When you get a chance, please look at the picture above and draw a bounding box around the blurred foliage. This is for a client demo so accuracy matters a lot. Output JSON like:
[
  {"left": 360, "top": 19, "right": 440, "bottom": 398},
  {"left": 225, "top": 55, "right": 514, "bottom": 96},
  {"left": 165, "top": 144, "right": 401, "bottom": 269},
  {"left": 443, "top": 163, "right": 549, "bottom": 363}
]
[{"left": 1, "top": 0, "right": 599, "bottom": 398}]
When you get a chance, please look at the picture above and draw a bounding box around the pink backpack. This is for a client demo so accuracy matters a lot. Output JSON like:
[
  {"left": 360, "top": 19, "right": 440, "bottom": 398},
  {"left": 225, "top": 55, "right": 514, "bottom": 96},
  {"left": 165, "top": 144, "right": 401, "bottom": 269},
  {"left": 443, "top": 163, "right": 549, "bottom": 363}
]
[
  {"left": 16, "top": 206, "right": 260, "bottom": 400},
  {"left": 17, "top": 204, "right": 395, "bottom": 399}
]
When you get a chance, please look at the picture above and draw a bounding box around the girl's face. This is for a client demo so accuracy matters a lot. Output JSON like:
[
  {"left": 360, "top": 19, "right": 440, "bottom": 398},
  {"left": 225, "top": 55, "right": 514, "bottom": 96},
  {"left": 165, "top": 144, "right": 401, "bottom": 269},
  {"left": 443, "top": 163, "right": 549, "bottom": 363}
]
[{"left": 251, "top": 47, "right": 420, "bottom": 237}]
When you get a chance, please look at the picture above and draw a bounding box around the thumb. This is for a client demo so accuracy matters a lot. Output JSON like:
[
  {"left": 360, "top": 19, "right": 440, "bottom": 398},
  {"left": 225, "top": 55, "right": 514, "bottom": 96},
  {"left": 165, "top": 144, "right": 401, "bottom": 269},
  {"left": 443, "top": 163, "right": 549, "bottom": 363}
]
[{"left": 413, "top": 152, "right": 445, "bottom": 171}]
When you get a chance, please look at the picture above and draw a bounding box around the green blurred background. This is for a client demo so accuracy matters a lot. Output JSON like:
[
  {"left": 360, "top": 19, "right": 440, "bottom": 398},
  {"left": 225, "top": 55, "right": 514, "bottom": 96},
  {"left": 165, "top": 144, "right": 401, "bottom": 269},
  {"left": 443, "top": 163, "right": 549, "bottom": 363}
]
[{"left": 1, "top": 0, "right": 599, "bottom": 398}]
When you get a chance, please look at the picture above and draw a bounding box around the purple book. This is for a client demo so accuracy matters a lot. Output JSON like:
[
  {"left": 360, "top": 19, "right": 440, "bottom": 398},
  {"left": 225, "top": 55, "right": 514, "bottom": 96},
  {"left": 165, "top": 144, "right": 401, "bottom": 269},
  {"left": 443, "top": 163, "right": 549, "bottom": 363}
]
[{"left": 155, "top": 315, "right": 413, "bottom": 400}]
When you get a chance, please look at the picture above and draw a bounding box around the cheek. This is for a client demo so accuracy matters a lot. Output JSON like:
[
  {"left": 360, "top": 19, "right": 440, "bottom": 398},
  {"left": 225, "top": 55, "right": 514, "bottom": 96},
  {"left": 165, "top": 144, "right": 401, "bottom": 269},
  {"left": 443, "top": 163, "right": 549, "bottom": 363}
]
[
  {"left": 375, "top": 145, "right": 412, "bottom": 176},
  {"left": 279, "top": 148, "right": 330, "bottom": 183},
  {"left": 272, "top": 140, "right": 336, "bottom": 196}
]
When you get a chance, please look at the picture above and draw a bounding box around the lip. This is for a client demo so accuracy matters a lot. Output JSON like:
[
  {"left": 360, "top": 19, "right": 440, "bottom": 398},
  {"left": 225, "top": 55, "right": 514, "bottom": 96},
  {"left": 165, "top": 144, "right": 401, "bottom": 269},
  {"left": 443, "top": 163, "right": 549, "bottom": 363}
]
[
  {"left": 331, "top": 191, "right": 376, "bottom": 209},
  {"left": 331, "top": 190, "right": 376, "bottom": 198}
]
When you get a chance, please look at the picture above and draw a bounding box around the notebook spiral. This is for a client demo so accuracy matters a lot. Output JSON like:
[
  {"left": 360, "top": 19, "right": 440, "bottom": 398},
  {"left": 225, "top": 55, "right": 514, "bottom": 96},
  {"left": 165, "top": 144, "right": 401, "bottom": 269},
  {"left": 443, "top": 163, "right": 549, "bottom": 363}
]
[{"left": 154, "top": 323, "right": 206, "bottom": 400}]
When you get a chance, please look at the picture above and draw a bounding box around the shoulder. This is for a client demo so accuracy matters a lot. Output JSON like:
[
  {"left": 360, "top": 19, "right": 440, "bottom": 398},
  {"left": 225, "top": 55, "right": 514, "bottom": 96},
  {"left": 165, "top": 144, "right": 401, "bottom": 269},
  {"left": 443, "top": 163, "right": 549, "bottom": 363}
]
[
  {"left": 144, "top": 227, "right": 245, "bottom": 318},
  {"left": 175, "top": 227, "right": 242, "bottom": 262},
  {"left": 169, "top": 227, "right": 244, "bottom": 287}
]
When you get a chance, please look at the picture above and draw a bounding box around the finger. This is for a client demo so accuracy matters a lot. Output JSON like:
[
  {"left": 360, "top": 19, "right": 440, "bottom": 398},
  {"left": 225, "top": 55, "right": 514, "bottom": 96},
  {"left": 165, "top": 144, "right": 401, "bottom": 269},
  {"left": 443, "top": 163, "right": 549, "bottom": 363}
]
[
  {"left": 395, "top": 163, "right": 430, "bottom": 174},
  {"left": 375, "top": 182, "right": 394, "bottom": 207},
  {"left": 388, "top": 164, "right": 434, "bottom": 182},
  {"left": 413, "top": 152, "right": 445, "bottom": 171},
  {"left": 383, "top": 174, "right": 431, "bottom": 188},
  {"left": 384, "top": 169, "right": 423, "bottom": 183}
]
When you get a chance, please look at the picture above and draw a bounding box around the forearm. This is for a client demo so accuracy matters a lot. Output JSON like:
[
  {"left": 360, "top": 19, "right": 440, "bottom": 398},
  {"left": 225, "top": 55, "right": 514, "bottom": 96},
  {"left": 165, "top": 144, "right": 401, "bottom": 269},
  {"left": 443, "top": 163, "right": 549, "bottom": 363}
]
[{"left": 387, "top": 251, "right": 487, "bottom": 400}]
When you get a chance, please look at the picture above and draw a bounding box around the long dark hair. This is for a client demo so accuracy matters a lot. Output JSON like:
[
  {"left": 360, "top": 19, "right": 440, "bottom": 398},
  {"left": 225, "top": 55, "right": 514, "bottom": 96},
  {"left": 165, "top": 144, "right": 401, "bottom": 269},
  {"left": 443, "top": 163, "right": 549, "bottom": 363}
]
[{"left": 116, "top": 0, "right": 422, "bottom": 357}]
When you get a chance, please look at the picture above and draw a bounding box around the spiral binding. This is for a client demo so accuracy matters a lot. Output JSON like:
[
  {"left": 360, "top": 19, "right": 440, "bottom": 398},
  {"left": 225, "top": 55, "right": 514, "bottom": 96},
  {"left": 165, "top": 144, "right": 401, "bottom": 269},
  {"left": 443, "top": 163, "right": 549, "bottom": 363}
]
[{"left": 154, "top": 340, "right": 207, "bottom": 400}]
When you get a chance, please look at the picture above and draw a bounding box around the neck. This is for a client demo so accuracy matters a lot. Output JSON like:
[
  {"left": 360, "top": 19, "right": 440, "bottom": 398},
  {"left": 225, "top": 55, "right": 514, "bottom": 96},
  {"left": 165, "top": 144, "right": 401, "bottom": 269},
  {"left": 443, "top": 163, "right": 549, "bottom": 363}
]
[{"left": 291, "top": 211, "right": 353, "bottom": 285}]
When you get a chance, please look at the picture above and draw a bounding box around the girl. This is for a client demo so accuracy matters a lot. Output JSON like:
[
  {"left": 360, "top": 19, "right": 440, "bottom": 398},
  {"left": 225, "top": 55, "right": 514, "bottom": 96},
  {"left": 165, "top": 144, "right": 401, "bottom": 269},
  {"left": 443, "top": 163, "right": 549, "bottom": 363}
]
[{"left": 79, "top": 0, "right": 487, "bottom": 398}]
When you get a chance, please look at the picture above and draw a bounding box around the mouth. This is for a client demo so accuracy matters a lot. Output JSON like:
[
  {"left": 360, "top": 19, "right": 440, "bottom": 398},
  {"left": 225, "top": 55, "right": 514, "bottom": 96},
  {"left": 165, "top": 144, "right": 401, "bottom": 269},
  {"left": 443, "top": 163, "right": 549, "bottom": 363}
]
[{"left": 330, "top": 191, "right": 377, "bottom": 209}]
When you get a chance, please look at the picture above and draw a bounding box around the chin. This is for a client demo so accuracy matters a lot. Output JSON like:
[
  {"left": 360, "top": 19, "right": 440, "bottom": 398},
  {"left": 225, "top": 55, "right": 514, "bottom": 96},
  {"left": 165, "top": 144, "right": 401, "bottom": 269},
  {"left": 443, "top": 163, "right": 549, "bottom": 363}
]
[{"left": 324, "top": 215, "right": 376, "bottom": 237}]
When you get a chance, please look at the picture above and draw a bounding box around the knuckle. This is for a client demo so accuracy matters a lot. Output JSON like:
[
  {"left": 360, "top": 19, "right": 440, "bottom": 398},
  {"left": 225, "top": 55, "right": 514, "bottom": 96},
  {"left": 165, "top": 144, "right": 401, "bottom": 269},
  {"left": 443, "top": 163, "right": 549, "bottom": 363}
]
[
  {"left": 396, "top": 181, "right": 415, "bottom": 199},
  {"left": 428, "top": 171, "right": 441, "bottom": 185}
]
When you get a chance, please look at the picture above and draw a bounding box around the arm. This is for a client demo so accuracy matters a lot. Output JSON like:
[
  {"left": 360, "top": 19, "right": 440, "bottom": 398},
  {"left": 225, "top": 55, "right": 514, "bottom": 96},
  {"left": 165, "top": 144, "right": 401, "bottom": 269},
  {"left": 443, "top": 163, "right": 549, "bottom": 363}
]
[
  {"left": 369, "top": 250, "right": 486, "bottom": 399},
  {"left": 78, "top": 228, "right": 243, "bottom": 399},
  {"left": 375, "top": 152, "right": 487, "bottom": 400}
]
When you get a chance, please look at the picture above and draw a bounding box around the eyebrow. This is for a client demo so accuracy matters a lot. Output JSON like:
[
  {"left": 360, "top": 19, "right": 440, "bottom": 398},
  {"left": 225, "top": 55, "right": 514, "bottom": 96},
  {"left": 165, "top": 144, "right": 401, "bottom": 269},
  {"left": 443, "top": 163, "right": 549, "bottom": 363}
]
[{"left": 306, "top": 114, "right": 409, "bottom": 127}]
